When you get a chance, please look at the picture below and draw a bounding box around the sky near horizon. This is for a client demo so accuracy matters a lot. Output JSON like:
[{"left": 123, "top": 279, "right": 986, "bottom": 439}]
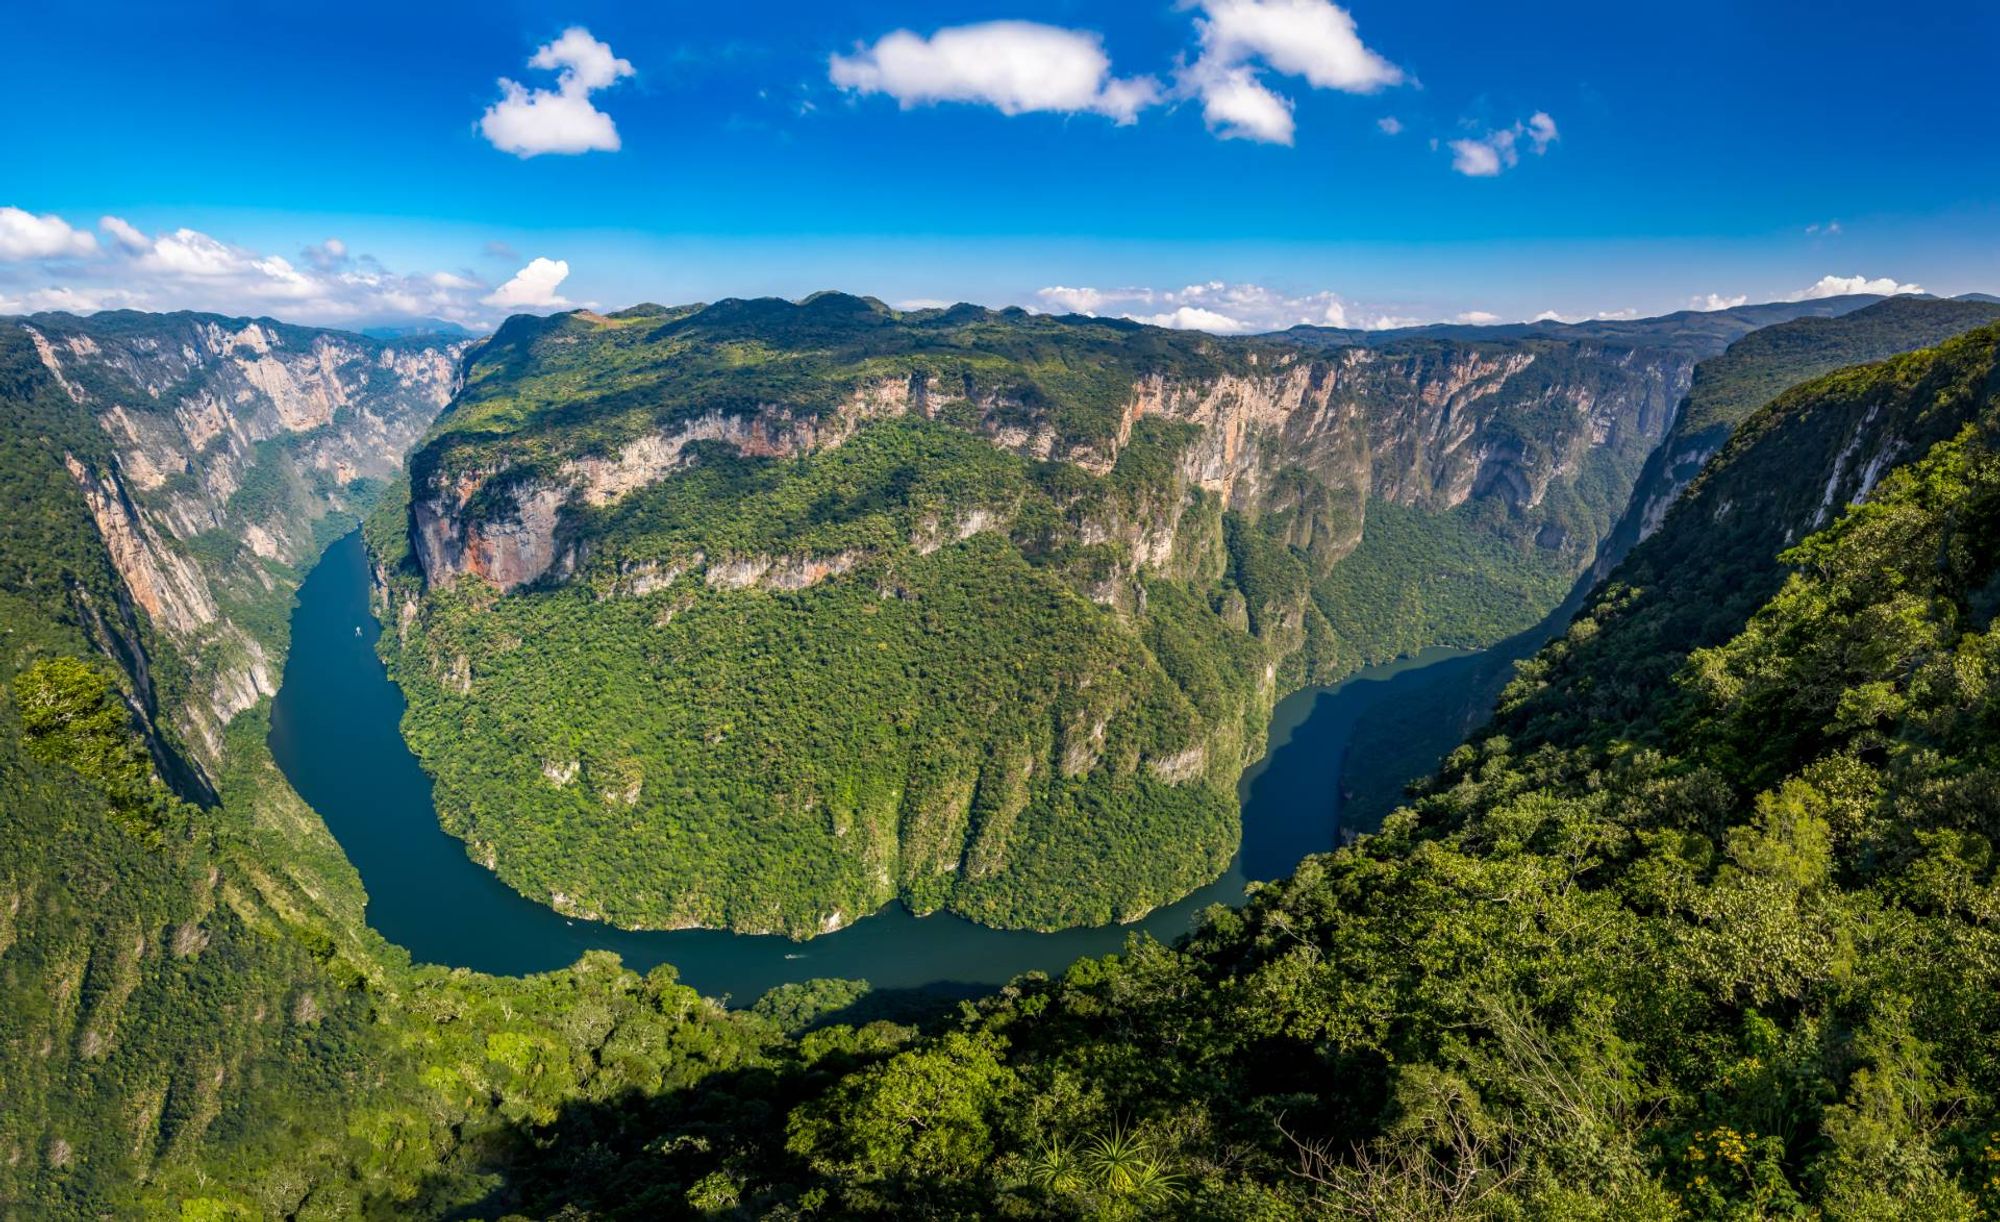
[{"left": 3, "top": 0, "right": 1995, "bottom": 333}]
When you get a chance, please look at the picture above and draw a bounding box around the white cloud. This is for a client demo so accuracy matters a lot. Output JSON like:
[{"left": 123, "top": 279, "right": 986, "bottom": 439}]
[
  {"left": 483, "top": 257, "right": 573, "bottom": 309},
  {"left": 829, "top": 22, "right": 1160, "bottom": 123},
  {"left": 1131, "top": 305, "right": 1256, "bottom": 333},
  {"left": 99, "top": 215, "right": 150, "bottom": 253},
  {"left": 1690, "top": 292, "right": 1748, "bottom": 312},
  {"left": 1449, "top": 112, "right": 1558, "bottom": 177},
  {"left": 302, "top": 238, "right": 349, "bottom": 271},
  {"left": 481, "top": 27, "right": 635, "bottom": 157},
  {"left": 1525, "top": 111, "right": 1558, "bottom": 152},
  {"left": 1533, "top": 306, "right": 1642, "bottom": 324},
  {"left": 0, "top": 209, "right": 509, "bottom": 325},
  {"left": 832, "top": 1, "right": 1399, "bottom": 144},
  {"left": 1037, "top": 285, "right": 1112, "bottom": 315},
  {"left": 1034, "top": 280, "right": 1423, "bottom": 334},
  {"left": 1377, "top": 115, "right": 1403, "bottom": 135},
  {"left": 1449, "top": 133, "right": 1511, "bottom": 177},
  {"left": 0, "top": 285, "right": 145, "bottom": 315},
  {"left": 1190, "top": 65, "right": 1297, "bottom": 143},
  {"left": 141, "top": 228, "right": 247, "bottom": 277},
  {"left": 1192, "top": 0, "right": 1402, "bottom": 93},
  {"left": 1791, "top": 274, "right": 1924, "bottom": 301},
  {"left": 1456, "top": 310, "right": 1501, "bottom": 325},
  {"left": 1805, "top": 220, "right": 1843, "bottom": 236},
  {"left": 1183, "top": 0, "right": 1402, "bottom": 146},
  {"left": 0, "top": 207, "right": 98, "bottom": 260}
]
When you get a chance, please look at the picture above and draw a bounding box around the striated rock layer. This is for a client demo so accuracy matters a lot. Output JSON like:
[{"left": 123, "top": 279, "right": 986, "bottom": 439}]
[{"left": 14, "top": 310, "right": 469, "bottom": 769}]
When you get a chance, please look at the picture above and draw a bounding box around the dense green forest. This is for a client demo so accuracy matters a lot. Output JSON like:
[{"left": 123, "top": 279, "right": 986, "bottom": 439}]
[
  {"left": 1334, "top": 295, "right": 2000, "bottom": 835},
  {"left": 384, "top": 418, "right": 1301, "bottom": 935},
  {"left": 15, "top": 306, "right": 2000, "bottom": 1216},
  {"left": 385, "top": 296, "right": 1690, "bottom": 935},
  {"left": 481, "top": 318, "right": 2000, "bottom": 1217}
]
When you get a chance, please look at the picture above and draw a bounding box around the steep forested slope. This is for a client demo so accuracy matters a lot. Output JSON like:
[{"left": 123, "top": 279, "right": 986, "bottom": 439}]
[
  {"left": 1338, "top": 298, "right": 2000, "bottom": 833},
  {"left": 381, "top": 294, "right": 1692, "bottom": 935},
  {"left": 0, "top": 316, "right": 786, "bottom": 1217},
  {"left": 1597, "top": 295, "right": 2000, "bottom": 576},
  {"left": 506, "top": 318, "right": 2000, "bottom": 1218},
  {"left": 15, "top": 304, "right": 2000, "bottom": 1218},
  {"left": 1503, "top": 319, "right": 2000, "bottom": 750}
]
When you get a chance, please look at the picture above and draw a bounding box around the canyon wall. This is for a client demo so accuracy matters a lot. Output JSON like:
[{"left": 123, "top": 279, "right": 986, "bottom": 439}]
[{"left": 14, "top": 311, "right": 468, "bottom": 767}]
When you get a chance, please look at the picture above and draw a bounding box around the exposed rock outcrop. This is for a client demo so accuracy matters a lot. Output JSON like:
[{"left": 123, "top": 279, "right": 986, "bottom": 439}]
[
  {"left": 16, "top": 312, "right": 469, "bottom": 772},
  {"left": 413, "top": 342, "right": 1691, "bottom": 595}
]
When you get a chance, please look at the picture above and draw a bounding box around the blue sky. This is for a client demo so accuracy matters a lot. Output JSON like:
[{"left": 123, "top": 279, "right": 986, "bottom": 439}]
[{"left": 3, "top": 0, "right": 1995, "bottom": 331}]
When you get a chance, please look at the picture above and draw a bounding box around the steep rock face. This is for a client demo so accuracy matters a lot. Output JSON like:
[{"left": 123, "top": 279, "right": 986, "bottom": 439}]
[
  {"left": 15, "top": 310, "right": 469, "bottom": 767},
  {"left": 1588, "top": 296, "right": 2000, "bottom": 580},
  {"left": 411, "top": 325, "right": 1691, "bottom": 596},
  {"left": 1500, "top": 320, "right": 2000, "bottom": 751}
]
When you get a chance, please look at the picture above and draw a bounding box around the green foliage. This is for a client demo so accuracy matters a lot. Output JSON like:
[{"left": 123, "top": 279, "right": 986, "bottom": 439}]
[
  {"left": 1678, "top": 296, "right": 2000, "bottom": 439},
  {"left": 1315, "top": 499, "right": 1573, "bottom": 666},
  {"left": 389, "top": 303, "right": 1679, "bottom": 936},
  {"left": 27, "top": 303, "right": 2000, "bottom": 1218},
  {"left": 557, "top": 322, "right": 2000, "bottom": 1217},
  {"left": 417, "top": 293, "right": 1257, "bottom": 490},
  {"left": 388, "top": 419, "right": 1275, "bottom": 935}
]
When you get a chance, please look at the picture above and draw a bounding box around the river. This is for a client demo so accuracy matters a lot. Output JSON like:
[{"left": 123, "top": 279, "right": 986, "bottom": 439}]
[{"left": 269, "top": 531, "right": 1467, "bottom": 1001}]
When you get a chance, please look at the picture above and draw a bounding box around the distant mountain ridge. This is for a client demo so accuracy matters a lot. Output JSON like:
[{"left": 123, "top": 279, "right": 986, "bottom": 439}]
[
  {"left": 1592, "top": 293, "right": 2000, "bottom": 579},
  {"left": 1270, "top": 292, "right": 1892, "bottom": 351}
]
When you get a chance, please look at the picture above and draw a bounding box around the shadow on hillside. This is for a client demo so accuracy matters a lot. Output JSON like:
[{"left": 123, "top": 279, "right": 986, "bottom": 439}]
[{"left": 407, "top": 985, "right": 987, "bottom": 1219}]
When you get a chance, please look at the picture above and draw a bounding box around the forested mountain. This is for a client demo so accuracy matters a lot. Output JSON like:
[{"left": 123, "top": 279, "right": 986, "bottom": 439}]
[
  {"left": 1337, "top": 295, "right": 2000, "bottom": 831},
  {"left": 1596, "top": 295, "right": 2000, "bottom": 578},
  {"left": 377, "top": 293, "right": 1698, "bottom": 936},
  {"left": 1274, "top": 291, "right": 1888, "bottom": 353},
  {"left": 1, "top": 311, "right": 466, "bottom": 772},
  {"left": 8, "top": 300, "right": 2000, "bottom": 1216},
  {"left": 513, "top": 318, "right": 2000, "bottom": 1217}
]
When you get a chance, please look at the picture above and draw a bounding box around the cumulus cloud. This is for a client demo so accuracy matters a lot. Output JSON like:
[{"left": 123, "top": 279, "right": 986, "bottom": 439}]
[
  {"left": 1456, "top": 310, "right": 1501, "bottom": 325},
  {"left": 1690, "top": 292, "right": 1748, "bottom": 312},
  {"left": 302, "top": 238, "right": 349, "bottom": 272},
  {"left": 0, "top": 205, "right": 518, "bottom": 326},
  {"left": 829, "top": 21, "right": 1160, "bottom": 123},
  {"left": 0, "top": 207, "right": 97, "bottom": 260},
  {"left": 1449, "top": 111, "right": 1558, "bottom": 177},
  {"left": 1035, "top": 280, "right": 1425, "bottom": 334},
  {"left": 1525, "top": 111, "right": 1558, "bottom": 152},
  {"left": 1130, "top": 305, "right": 1257, "bottom": 333},
  {"left": 1533, "top": 306, "right": 1641, "bottom": 324},
  {"left": 1190, "top": 65, "right": 1296, "bottom": 143},
  {"left": 1791, "top": 274, "right": 1924, "bottom": 301},
  {"left": 831, "top": 1, "right": 1400, "bottom": 145},
  {"left": 483, "top": 257, "right": 573, "bottom": 309},
  {"left": 1448, "top": 132, "right": 1512, "bottom": 177},
  {"left": 481, "top": 27, "right": 636, "bottom": 157},
  {"left": 1377, "top": 115, "right": 1403, "bottom": 135},
  {"left": 1183, "top": 0, "right": 1403, "bottom": 146},
  {"left": 98, "top": 215, "right": 150, "bottom": 253},
  {"left": 1192, "top": 0, "right": 1403, "bottom": 93}
]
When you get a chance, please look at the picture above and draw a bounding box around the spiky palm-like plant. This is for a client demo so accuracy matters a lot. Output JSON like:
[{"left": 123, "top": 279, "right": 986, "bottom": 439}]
[{"left": 1026, "top": 1138, "right": 1081, "bottom": 1194}]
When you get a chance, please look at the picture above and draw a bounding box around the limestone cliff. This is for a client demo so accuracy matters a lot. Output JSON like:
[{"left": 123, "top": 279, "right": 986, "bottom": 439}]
[
  {"left": 410, "top": 307, "right": 1690, "bottom": 603},
  {"left": 14, "top": 310, "right": 469, "bottom": 768}
]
